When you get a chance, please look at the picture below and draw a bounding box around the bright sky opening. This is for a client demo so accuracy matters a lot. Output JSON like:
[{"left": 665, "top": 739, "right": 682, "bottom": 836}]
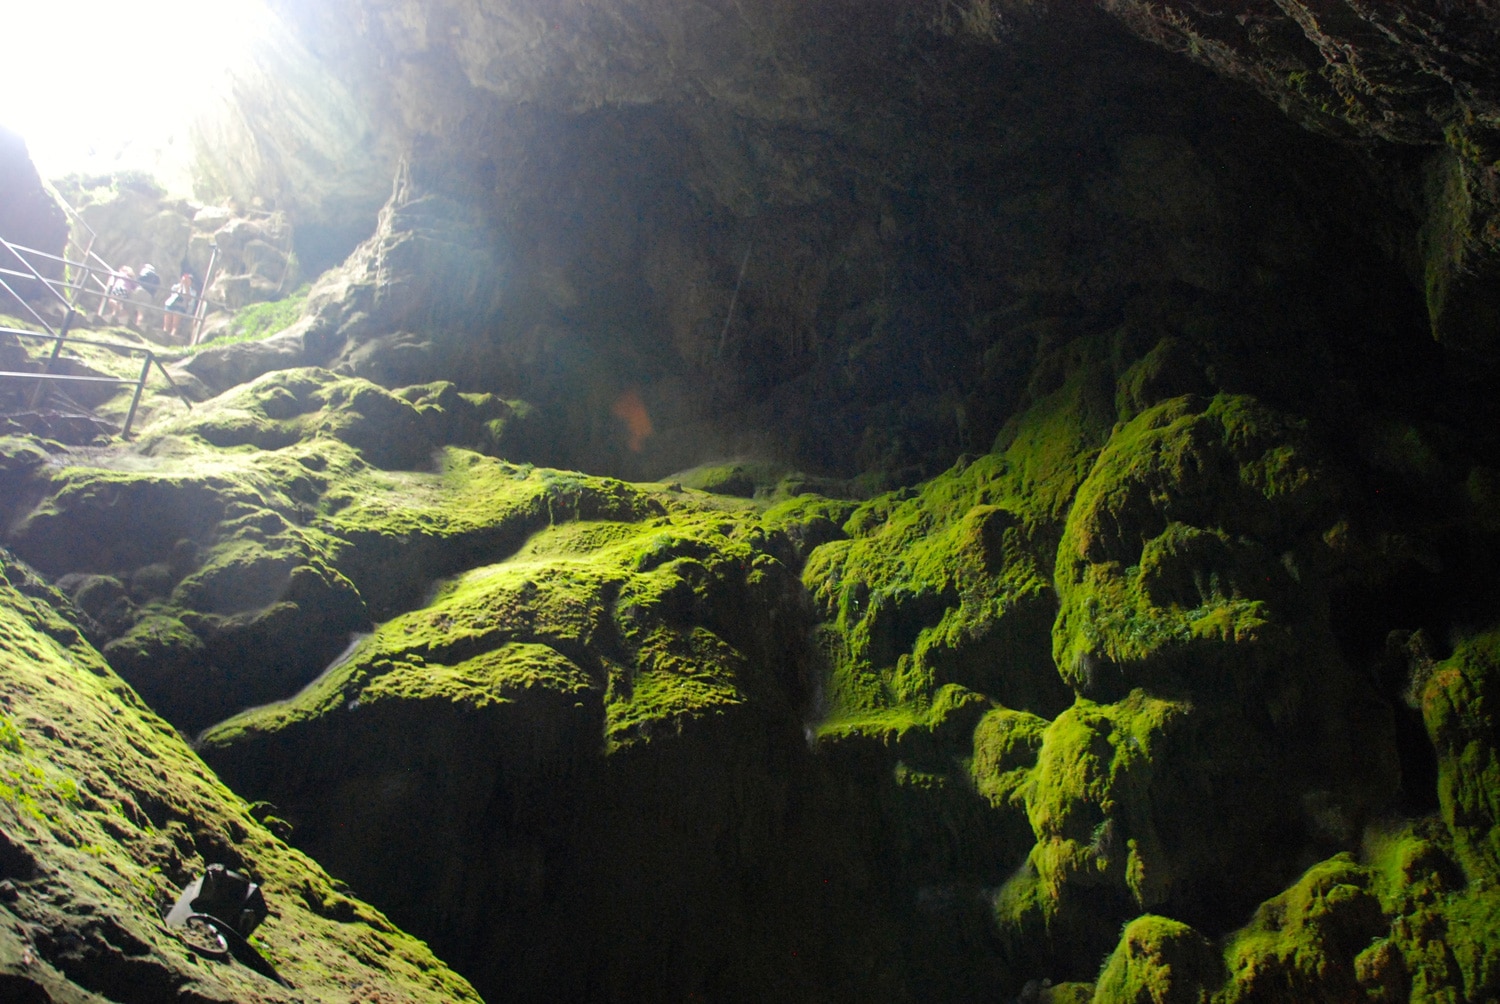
[{"left": 0, "top": 0, "right": 271, "bottom": 185}]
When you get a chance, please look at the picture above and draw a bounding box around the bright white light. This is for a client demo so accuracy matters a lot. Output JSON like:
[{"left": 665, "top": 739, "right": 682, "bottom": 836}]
[{"left": 0, "top": 0, "right": 271, "bottom": 185}]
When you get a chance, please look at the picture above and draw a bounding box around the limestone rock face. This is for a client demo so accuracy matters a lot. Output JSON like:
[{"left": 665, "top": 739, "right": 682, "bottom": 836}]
[
  {"left": 189, "top": 5, "right": 1437, "bottom": 484},
  {"left": 57, "top": 176, "right": 301, "bottom": 323},
  {"left": 187, "top": 25, "right": 397, "bottom": 273}
]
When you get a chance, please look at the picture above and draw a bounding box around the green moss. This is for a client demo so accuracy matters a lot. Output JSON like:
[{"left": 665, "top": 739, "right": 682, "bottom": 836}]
[
  {"left": 146, "top": 367, "right": 445, "bottom": 469},
  {"left": 1023, "top": 691, "right": 1186, "bottom": 910},
  {"left": 361, "top": 642, "right": 595, "bottom": 708},
  {"left": 992, "top": 342, "right": 1116, "bottom": 526},
  {"left": 204, "top": 501, "right": 811, "bottom": 754},
  {"left": 0, "top": 714, "right": 24, "bottom": 754},
  {"left": 1114, "top": 337, "right": 1210, "bottom": 423},
  {"left": 0, "top": 551, "right": 482, "bottom": 1000},
  {"left": 1052, "top": 393, "right": 1336, "bottom": 698},
  {"left": 191, "top": 284, "right": 310, "bottom": 351},
  {"left": 969, "top": 705, "right": 1048, "bottom": 811},
  {"left": 1421, "top": 631, "right": 1500, "bottom": 885},
  {"left": 668, "top": 459, "right": 787, "bottom": 498},
  {"left": 1220, "top": 855, "right": 1386, "bottom": 1002},
  {"left": 804, "top": 450, "right": 1068, "bottom": 735},
  {"left": 1093, "top": 914, "right": 1222, "bottom": 1004},
  {"left": 1195, "top": 826, "right": 1494, "bottom": 1001}
]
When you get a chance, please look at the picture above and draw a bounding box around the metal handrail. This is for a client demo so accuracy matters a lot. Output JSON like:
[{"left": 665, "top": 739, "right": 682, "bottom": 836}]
[
  {"left": 33, "top": 180, "right": 221, "bottom": 341},
  {"left": 0, "top": 324, "right": 192, "bottom": 437},
  {"left": 0, "top": 263, "right": 61, "bottom": 337},
  {"left": 0, "top": 243, "right": 230, "bottom": 319},
  {"left": 10, "top": 181, "right": 294, "bottom": 347},
  {"left": 37, "top": 178, "right": 114, "bottom": 311}
]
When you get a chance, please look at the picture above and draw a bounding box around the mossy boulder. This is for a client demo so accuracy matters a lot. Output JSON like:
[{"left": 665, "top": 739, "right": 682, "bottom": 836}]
[
  {"left": 194, "top": 502, "right": 907, "bottom": 1000},
  {"left": 1221, "top": 854, "right": 1390, "bottom": 1002},
  {"left": 1420, "top": 631, "right": 1500, "bottom": 886},
  {"left": 0, "top": 370, "right": 561, "bottom": 734},
  {"left": 805, "top": 452, "right": 1072, "bottom": 738},
  {"left": 1052, "top": 393, "right": 1342, "bottom": 700},
  {"left": 1019, "top": 691, "right": 1187, "bottom": 913},
  {"left": 0, "top": 552, "right": 480, "bottom": 1002},
  {"left": 7, "top": 454, "right": 371, "bottom": 734},
  {"left": 149, "top": 367, "right": 523, "bottom": 471},
  {"left": 1075, "top": 816, "right": 1500, "bottom": 1004},
  {"left": 1093, "top": 914, "right": 1222, "bottom": 1004}
]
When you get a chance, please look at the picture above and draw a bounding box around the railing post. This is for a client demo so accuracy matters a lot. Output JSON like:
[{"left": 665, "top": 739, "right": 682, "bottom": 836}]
[
  {"left": 191, "top": 243, "right": 220, "bottom": 347},
  {"left": 121, "top": 352, "right": 153, "bottom": 438},
  {"left": 26, "top": 307, "right": 74, "bottom": 410},
  {"left": 68, "top": 233, "right": 96, "bottom": 309}
]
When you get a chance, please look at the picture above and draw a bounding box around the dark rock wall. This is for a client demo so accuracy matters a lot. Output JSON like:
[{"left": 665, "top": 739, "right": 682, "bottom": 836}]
[
  {"left": 1095, "top": 0, "right": 1500, "bottom": 354},
  {"left": 193, "top": 6, "right": 1437, "bottom": 487}
]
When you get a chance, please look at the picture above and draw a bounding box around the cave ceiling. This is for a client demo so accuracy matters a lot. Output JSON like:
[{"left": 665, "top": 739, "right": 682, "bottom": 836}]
[{"left": 177, "top": 0, "right": 1500, "bottom": 483}]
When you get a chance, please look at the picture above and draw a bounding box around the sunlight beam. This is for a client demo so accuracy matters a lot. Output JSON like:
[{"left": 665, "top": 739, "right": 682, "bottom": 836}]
[{"left": 0, "top": 0, "right": 272, "bottom": 184}]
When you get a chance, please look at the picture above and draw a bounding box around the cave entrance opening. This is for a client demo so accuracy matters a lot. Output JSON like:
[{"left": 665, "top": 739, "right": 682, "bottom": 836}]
[{"left": 0, "top": 0, "right": 271, "bottom": 186}]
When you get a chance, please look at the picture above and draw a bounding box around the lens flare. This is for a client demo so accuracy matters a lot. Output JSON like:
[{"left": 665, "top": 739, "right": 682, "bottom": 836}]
[{"left": 611, "top": 390, "right": 654, "bottom": 453}]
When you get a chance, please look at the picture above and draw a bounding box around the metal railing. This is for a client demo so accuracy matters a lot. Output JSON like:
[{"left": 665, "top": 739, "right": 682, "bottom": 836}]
[
  {"left": 0, "top": 240, "right": 228, "bottom": 346},
  {"left": 0, "top": 244, "right": 193, "bottom": 438},
  {"left": 28, "top": 178, "right": 233, "bottom": 345},
  {"left": 0, "top": 323, "right": 193, "bottom": 438}
]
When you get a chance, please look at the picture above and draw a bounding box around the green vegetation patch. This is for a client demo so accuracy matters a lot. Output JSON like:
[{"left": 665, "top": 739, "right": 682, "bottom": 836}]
[
  {"left": 1052, "top": 393, "right": 1340, "bottom": 699},
  {"left": 1094, "top": 914, "right": 1223, "bottom": 1004},
  {"left": 806, "top": 451, "right": 1069, "bottom": 738},
  {"left": 361, "top": 642, "right": 596, "bottom": 709},
  {"left": 1021, "top": 691, "right": 1187, "bottom": 911},
  {"left": 1421, "top": 630, "right": 1500, "bottom": 885},
  {"left": 198, "top": 285, "right": 311, "bottom": 350},
  {"left": 204, "top": 502, "right": 813, "bottom": 754}
]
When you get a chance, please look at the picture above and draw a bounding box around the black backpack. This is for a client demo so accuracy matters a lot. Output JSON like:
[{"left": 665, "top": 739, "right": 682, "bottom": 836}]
[{"left": 165, "top": 863, "right": 268, "bottom": 938}]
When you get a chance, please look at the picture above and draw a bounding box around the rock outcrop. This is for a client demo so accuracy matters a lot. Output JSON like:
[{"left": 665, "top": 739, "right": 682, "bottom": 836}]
[{"left": 1095, "top": 0, "right": 1500, "bottom": 355}]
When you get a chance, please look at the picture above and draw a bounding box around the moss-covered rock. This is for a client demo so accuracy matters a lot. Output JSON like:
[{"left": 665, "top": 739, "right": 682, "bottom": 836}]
[
  {"left": 1093, "top": 914, "right": 1222, "bottom": 1004},
  {"left": 1052, "top": 393, "right": 1340, "bottom": 699},
  {"left": 1421, "top": 631, "right": 1500, "bottom": 886},
  {"left": 0, "top": 373, "right": 597, "bottom": 733},
  {"left": 1074, "top": 816, "right": 1500, "bottom": 1004},
  {"left": 1019, "top": 692, "right": 1187, "bottom": 913},
  {"left": 805, "top": 451, "right": 1072, "bottom": 740},
  {"left": 0, "top": 551, "right": 479, "bottom": 1001},
  {"left": 1220, "top": 854, "right": 1387, "bottom": 1002},
  {"left": 194, "top": 501, "right": 926, "bottom": 1000}
]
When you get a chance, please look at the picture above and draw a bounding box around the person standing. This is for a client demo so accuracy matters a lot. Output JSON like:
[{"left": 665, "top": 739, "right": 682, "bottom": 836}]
[
  {"left": 162, "top": 270, "right": 196, "bottom": 341},
  {"left": 131, "top": 263, "right": 161, "bottom": 328},
  {"left": 99, "top": 265, "right": 136, "bottom": 324}
]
